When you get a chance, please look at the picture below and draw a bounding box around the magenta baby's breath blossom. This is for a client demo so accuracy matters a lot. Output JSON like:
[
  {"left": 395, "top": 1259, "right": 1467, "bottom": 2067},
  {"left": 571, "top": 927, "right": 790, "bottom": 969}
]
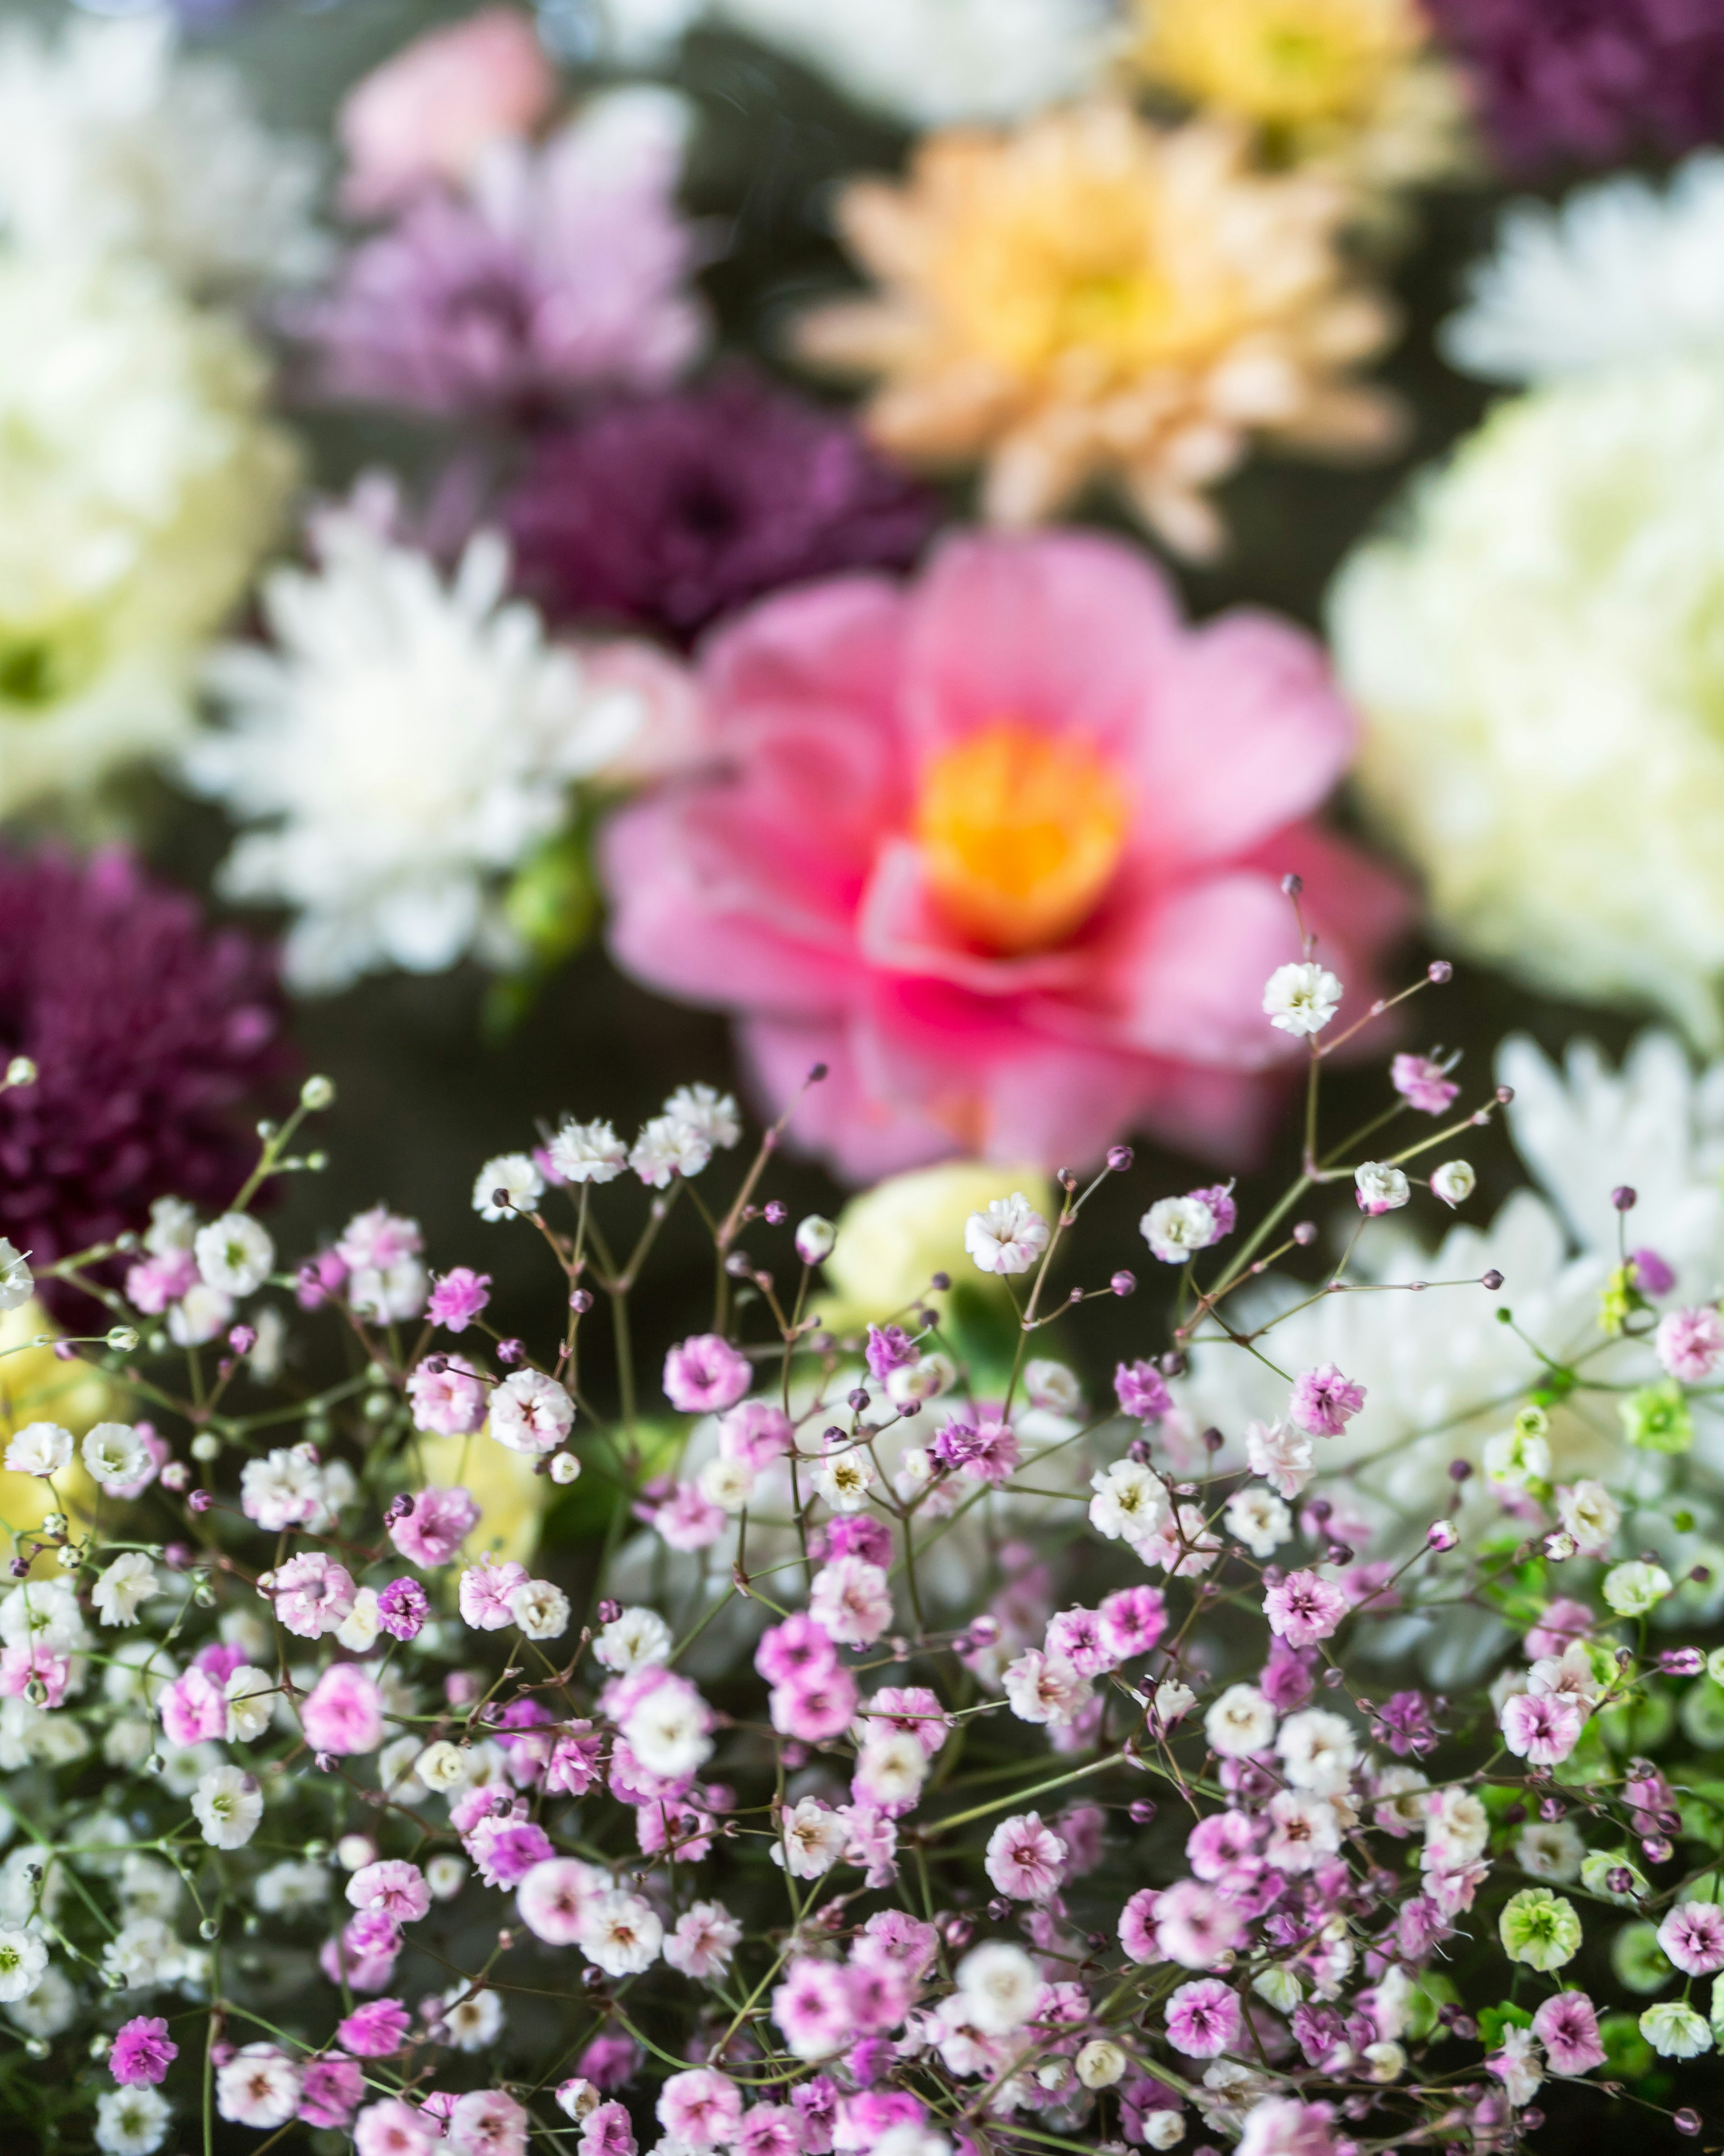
[
  {"left": 1391, "top": 1051, "right": 1459, "bottom": 1114},
  {"left": 347, "top": 1861, "right": 431, "bottom": 1924},
  {"left": 301, "top": 1662, "right": 384, "bottom": 1755},
  {"left": 338, "top": 1998, "right": 412, "bottom": 2056},
  {"left": 1531, "top": 1990, "right": 1606, "bottom": 2074},
  {"left": 1658, "top": 1900, "right": 1724, "bottom": 1976},
  {"left": 1263, "top": 1570, "right": 1349, "bottom": 1649},
  {"left": 427, "top": 1267, "right": 491, "bottom": 1332},
  {"left": 1499, "top": 1689, "right": 1584, "bottom": 1766},
  {"left": 1114, "top": 1359, "right": 1172, "bottom": 1424},
  {"left": 502, "top": 371, "right": 937, "bottom": 647},
  {"left": 376, "top": 1577, "right": 428, "bottom": 1641},
  {"left": 864, "top": 1324, "right": 917, "bottom": 1384},
  {"left": 603, "top": 529, "right": 1405, "bottom": 1179},
  {"left": 109, "top": 2016, "right": 177, "bottom": 2086},
  {"left": 1164, "top": 1975, "right": 1243, "bottom": 2057},
  {"left": 663, "top": 1334, "right": 752, "bottom": 1414},
  {"left": 303, "top": 90, "right": 708, "bottom": 419},
  {"left": 1288, "top": 1365, "right": 1366, "bottom": 1437},
  {"left": 0, "top": 848, "right": 284, "bottom": 1296}
]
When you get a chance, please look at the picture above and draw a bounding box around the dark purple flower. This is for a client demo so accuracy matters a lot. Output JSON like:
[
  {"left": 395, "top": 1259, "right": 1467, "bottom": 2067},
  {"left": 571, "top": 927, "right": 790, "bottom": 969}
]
[
  {"left": 500, "top": 371, "right": 938, "bottom": 645},
  {"left": 0, "top": 849, "right": 284, "bottom": 1302},
  {"left": 1426, "top": 0, "right": 1724, "bottom": 169},
  {"left": 376, "top": 1577, "right": 429, "bottom": 1641}
]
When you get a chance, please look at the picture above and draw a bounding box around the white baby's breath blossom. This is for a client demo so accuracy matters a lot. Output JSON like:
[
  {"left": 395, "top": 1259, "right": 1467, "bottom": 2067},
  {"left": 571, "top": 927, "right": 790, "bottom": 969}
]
[
  {"left": 192, "top": 509, "right": 644, "bottom": 993},
  {"left": 1431, "top": 1160, "right": 1475, "bottom": 1207},
  {"left": 1088, "top": 1458, "right": 1171, "bottom": 1546},
  {"left": 773, "top": 1796, "right": 849, "bottom": 1878},
  {"left": 594, "top": 1606, "right": 673, "bottom": 1673},
  {"left": 4, "top": 1422, "right": 70, "bottom": 1478},
  {"left": 194, "top": 1213, "right": 273, "bottom": 1296},
  {"left": 955, "top": 1940, "right": 1042, "bottom": 2033},
  {"left": 630, "top": 1113, "right": 712, "bottom": 1188},
  {"left": 1262, "top": 963, "right": 1343, "bottom": 1038},
  {"left": 1224, "top": 1486, "right": 1291, "bottom": 1559},
  {"left": 438, "top": 1984, "right": 504, "bottom": 2051},
  {"left": 1205, "top": 1682, "right": 1276, "bottom": 1759},
  {"left": 94, "top": 2085, "right": 171, "bottom": 2156},
  {"left": 508, "top": 1579, "right": 571, "bottom": 1640},
  {"left": 811, "top": 1450, "right": 875, "bottom": 1512},
  {"left": 548, "top": 1118, "right": 627, "bottom": 1184},
  {"left": 191, "top": 1764, "right": 263, "bottom": 1849},
  {"left": 92, "top": 1553, "right": 158, "bottom": 1628},
  {"left": 1354, "top": 1162, "right": 1409, "bottom": 1213},
  {"left": 1141, "top": 1195, "right": 1218, "bottom": 1265},
  {"left": 964, "top": 1192, "right": 1051, "bottom": 1276},
  {"left": 1444, "top": 153, "right": 1724, "bottom": 386},
  {"left": 578, "top": 1890, "right": 662, "bottom": 1977},
  {"left": 664, "top": 1083, "right": 742, "bottom": 1150},
  {"left": 472, "top": 1153, "right": 543, "bottom": 1222},
  {"left": 0, "top": 1926, "right": 46, "bottom": 2003},
  {"left": 81, "top": 1423, "right": 152, "bottom": 1495}
]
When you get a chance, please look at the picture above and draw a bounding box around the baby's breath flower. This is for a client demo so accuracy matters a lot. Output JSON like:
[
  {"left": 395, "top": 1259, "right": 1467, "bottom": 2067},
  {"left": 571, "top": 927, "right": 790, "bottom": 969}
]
[{"left": 1499, "top": 1887, "right": 1582, "bottom": 1972}]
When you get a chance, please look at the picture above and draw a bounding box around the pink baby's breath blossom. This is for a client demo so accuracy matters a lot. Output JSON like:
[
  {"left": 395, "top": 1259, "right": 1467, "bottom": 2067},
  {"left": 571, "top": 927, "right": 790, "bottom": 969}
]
[
  {"left": 302, "top": 1662, "right": 385, "bottom": 1755},
  {"left": 809, "top": 1556, "right": 893, "bottom": 1646},
  {"left": 269, "top": 1552, "right": 358, "bottom": 1639},
  {"left": 756, "top": 1614, "right": 837, "bottom": 1687},
  {"left": 657, "top": 2069, "right": 743, "bottom": 2150},
  {"left": 427, "top": 1268, "right": 492, "bottom": 1332},
  {"left": 664, "top": 1900, "right": 743, "bottom": 1979},
  {"left": 1264, "top": 1570, "right": 1349, "bottom": 1649},
  {"left": 406, "top": 1354, "right": 488, "bottom": 1437},
  {"left": 1114, "top": 1359, "right": 1172, "bottom": 1423},
  {"left": 1164, "top": 1976, "right": 1243, "bottom": 2057},
  {"left": 655, "top": 1481, "right": 727, "bottom": 1552},
  {"left": 856, "top": 1686, "right": 949, "bottom": 1755},
  {"left": 448, "top": 2087, "right": 530, "bottom": 2156},
  {"left": 1531, "top": 1991, "right": 1606, "bottom": 2075},
  {"left": 517, "top": 1857, "right": 607, "bottom": 1945},
  {"left": 300, "top": 2056, "right": 365, "bottom": 2131},
  {"left": 1237, "top": 2096, "right": 1338, "bottom": 2156},
  {"left": 347, "top": 1861, "right": 431, "bottom": 1924},
  {"left": 459, "top": 1557, "right": 532, "bottom": 1630},
  {"left": 390, "top": 1484, "right": 481, "bottom": 1567},
  {"left": 109, "top": 2016, "right": 176, "bottom": 2086},
  {"left": 377, "top": 1577, "right": 429, "bottom": 1641},
  {"left": 1156, "top": 1878, "right": 1245, "bottom": 1969},
  {"left": 772, "top": 1958, "right": 855, "bottom": 2060},
  {"left": 718, "top": 1400, "right": 793, "bottom": 1468},
  {"left": 770, "top": 1665, "right": 858, "bottom": 1743},
  {"left": 1099, "top": 1584, "right": 1168, "bottom": 1659},
  {"left": 984, "top": 1812, "right": 1068, "bottom": 1900},
  {"left": 1391, "top": 1052, "right": 1459, "bottom": 1115},
  {"left": 490, "top": 1367, "right": 575, "bottom": 1454},
  {"left": 579, "top": 2103, "right": 637, "bottom": 2156},
  {"left": 664, "top": 1334, "right": 752, "bottom": 1414},
  {"left": 1288, "top": 1365, "right": 1365, "bottom": 1437},
  {"left": 355, "top": 2098, "right": 438, "bottom": 2156},
  {"left": 1003, "top": 1649, "right": 1092, "bottom": 1728},
  {"left": 160, "top": 1667, "right": 228, "bottom": 1747},
  {"left": 1245, "top": 1418, "right": 1315, "bottom": 1499},
  {"left": 338, "top": 1999, "right": 412, "bottom": 2057},
  {"left": 1658, "top": 1900, "right": 1724, "bottom": 1976},
  {"left": 1500, "top": 1689, "right": 1584, "bottom": 1767},
  {"left": 1654, "top": 1305, "right": 1724, "bottom": 1383}
]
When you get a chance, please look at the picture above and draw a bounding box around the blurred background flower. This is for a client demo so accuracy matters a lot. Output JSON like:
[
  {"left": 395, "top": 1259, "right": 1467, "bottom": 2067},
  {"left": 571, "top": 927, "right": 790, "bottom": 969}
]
[
  {"left": 0, "top": 1303, "right": 107, "bottom": 1560},
  {"left": 0, "top": 847, "right": 285, "bottom": 1282},
  {"left": 604, "top": 527, "right": 1406, "bottom": 1178},
  {"left": 500, "top": 368, "right": 938, "bottom": 646},
  {"left": 1331, "top": 353, "right": 1724, "bottom": 1045},
  {"left": 816, "top": 1160, "right": 1055, "bottom": 1326},
  {"left": 797, "top": 103, "right": 1403, "bottom": 556}
]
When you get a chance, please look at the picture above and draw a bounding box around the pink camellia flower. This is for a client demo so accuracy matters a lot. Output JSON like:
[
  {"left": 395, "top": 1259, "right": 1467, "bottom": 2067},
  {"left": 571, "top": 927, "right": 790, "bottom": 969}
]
[
  {"left": 1263, "top": 1570, "right": 1349, "bottom": 1649},
  {"left": 356, "top": 2098, "right": 439, "bottom": 2156},
  {"left": 1391, "top": 1052, "right": 1459, "bottom": 1115},
  {"left": 338, "top": 6, "right": 558, "bottom": 215},
  {"left": 664, "top": 1334, "right": 753, "bottom": 1414},
  {"left": 110, "top": 2016, "right": 177, "bottom": 2085},
  {"left": 428, "top": 1267, "right": 492, "bottom": 1332},
  {"left": 1531, "top": 1990, "right": 1606, "bottom": 2075},
  {"left": 1658, "top": 1900, "right": 1724, "bottom": 1977},
  {"left": 302, "top": 1662, "right": 385, "bottom": 1755},
  {"left": 269, "top": 1552, "right": 357, "bottom": 1639},
  {"left": 1164, "top": 1976, "right": 1244, "bottom": 2058},
  {"left": 448, "top": 2087, "right": 530, "bottom": 2156},
  {"left": 1655, "top": 1305, "right": 1724, "bottom": 1383},
  {"left": 1156, "top": 1877, "right": 1246, "bottom": 1969},
  {"left": 347, "top": 1861, "right": 431, "bottom": 1924},
  {"left": 658, "top": 2069, "right": 743, "bottom": 2150},
  {"left": 159, "top": 1667, "right": 228, "bottom": 1748},
  {"left": 338, "top": 1998, "right": 413, "bottom": 2057},
  {"left": 984, "top": 1812, "right": 1068, "bottom": 1900},
  {"left": 1288, "top": 1365, "right": 1365, "bottom": 1437},
  {"left": 1500, "top": 1689, "right": 1584, "bottom": 1767},
  {"left": 459, "top": 1556, "right": 532, "bottom": 1630},
  {"left": 603, "top": 529, "right": 1404, "bottom": 1179},
  {"left": 407, "top": 1355, "right": 488, "bottom": 1436},
  {"left": 390, "top": 1484, "right": 481, "bottom": 1568},
  {"left": 809, "top": 1556, "right": 894, "bottom": 1646},
  {"left": 300, "top": 2055, "right": 365, "bottom": 2130}
]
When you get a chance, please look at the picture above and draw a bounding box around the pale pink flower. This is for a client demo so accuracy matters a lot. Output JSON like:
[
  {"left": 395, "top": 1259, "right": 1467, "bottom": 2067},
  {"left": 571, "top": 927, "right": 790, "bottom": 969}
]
[
  {"left": 774, "top": 1797, "right": 848, "bottom": 1879},
  {"left": 664, "top": 1900, "right": 742, "bottom": 1980},
  {"left": 1391, "top": 1052, "right": 1459, "bottom": 1115},
  {"left": 655, "top": 1481, "right": 727, "bottom": 1551},
  {"left": 516, "top": 1857, "right": 607, "bottom": 1946},
  {"left": 1488, "top": 2026, "right": 1544, "bottom": 2108},
  {"left": 489, "top": 1367, "right": 575, "bottom": 1454},
  {"left": 1237, "top": 2096, "right": 1337, "bottom": 2156},
  {"left": 356, "top": 2098, "right": 438, "bottom": 2156},
  {"left": 1500, "top": 1689, "right": 1584, "bottom": 1767},
  {"left": 1245, "top": 1419, "right": 1315, "bottom": 1500},
  {"left": 984, "top": 1812, "right": 1068, "bottom": 1900},
  {"left": 407, "top": 1356, "right": 488, "bottom": 1436},
  {"left": 855, "top": 1685, "right": 950, "bottom": 1756},
  {"left": 1164, "top": 1977, "right": 1242, "bottom": 2058},
  {"left": 837, "top": 1801, "right": 900, "bottom": 1889},
  {"left": 718, "top": 1401, "right": 794, "bottom": 1469},
  {"left": 1658, "top": 1900, "right": 1724, "bottom": 1976},
  {"left": 216, "top": 2045, "right": 301, "bottom": 2129},
  {"left": 657, "top": 2069, "right": 743, "bottom": 2151},
  {"left": 302, "top": 1663, "right": 385, "bottom": 1755},
  {"left": 602, "top": 529, "right": 1405, "bottom": 1179},
  {"left": 1288, "top": 1365, "right": 1365, "bottom": 1436},
  {"left": 736, "top": 2107, "right": 801, "bottom": 2156},
  {"left": 1263, "top": 1570, "right": 1348, "bottom": 1649},
  {"left": 1532, "top": 1991, "right": 1606, "bottom": 2075},
  {"left": 338, "top": 7, "right": 558, "bottom": 214},
  {"left": 449, "top": 2087, "right": 530, "bottom": 2156},
  {"left": 1044, "top": 1605, "right": 1116, "bottom": 1678},
  {"left": 771, "top": 1958, "right": 855, "bottom": 2059},
  {"left": 159, "top": 1667, "right": 227, "bottom": 1748},
  {"left": 269, "top": 1552, "right": 357, "bottom": 1639},
  {"left": 390, "top": 1484, "right": 480, "bottom": 1567},
  {"left": 459, "top": 1557, "right": 532, "bottom": 1630},
  {"left": 809, "top": 1556, "right": 893, "bottom": 1646},
  {"left": 663, "top": 1334, "right": 752, "bottom": 1414},
  {"left": 347, "top": 1861, "right": 431, "bottom": 1924},
  {"left": 1654, "top": 1305, "right": 1724, "bottom": 1383},
  {"left": 770, "top": 1665, "right": 858, "bottom": 1743},
  {"left": 1003, "top": 1649, "right": 1092, "bottom": 1728},
  {"left": 1155, "top": 1878, "right": 1245, "bottom": 1968},
  {"left": 1263, "top": 1790, "right": 1341, "bottom": 1873},
  {"left": 428, "top": 1267, "right": 491, "bottom": 1332},
  {"left": 338, "top": 1999, "right": 412, "bottom": 2058},
  {"left": 580, "top": 2103, "right": 638, "bottom": 2156},
  {"left": 1120, "top": 1888, "right": 1162, "bottom": 1965}
]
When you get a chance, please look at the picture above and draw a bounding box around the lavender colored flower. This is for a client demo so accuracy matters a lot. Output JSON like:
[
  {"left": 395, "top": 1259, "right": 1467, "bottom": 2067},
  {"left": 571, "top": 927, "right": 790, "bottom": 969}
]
[
  {"left": 109, "top": 2016, "right": 177, "bottom": 2086},
  {"left": 376, "top": 1577, "right": 429, "bottom": 1642},
  {"left": 1425, "top": 0, "right": 1724, "bottom": 170},
  {"left": 1115, "top": 1359, "right": 1173, "bottom": 1424},
  {"left": 0, "top": 848, "right": 283, "bottom": 1296},
  {"left": 501, "top": 370, "right": 937, "bottom": 645},
  {"left": 301, "top": 88, "right": 707, "bottom": 420}
]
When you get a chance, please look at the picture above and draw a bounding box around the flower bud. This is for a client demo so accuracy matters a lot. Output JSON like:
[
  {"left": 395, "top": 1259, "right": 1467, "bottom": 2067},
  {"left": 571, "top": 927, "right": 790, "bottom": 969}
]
[
  {"left": 1429, "top": 1160, "right": 1475, "bottom": 1208},
  {"left": 1076, "top": 2039, "right": 1127, "bottom": 2089},
  {"left": 548, "top": 1451, "right": 581, "bottom": 1485},
  {"left": 794, "top": 1215, "right": 837, "bottom": 1265},
  {"left": 4, "top": 1056, "right": 37, "bottom": 1089},
  {"left": 1426, "top": 1520, "right": 1459, "bottom": 1552},
  {"left": 299, "top": 1075, "right": 336, "bottom": 1111},
  {"left": 106, "top": 1326, "right": 139, "bottom": 1353}
]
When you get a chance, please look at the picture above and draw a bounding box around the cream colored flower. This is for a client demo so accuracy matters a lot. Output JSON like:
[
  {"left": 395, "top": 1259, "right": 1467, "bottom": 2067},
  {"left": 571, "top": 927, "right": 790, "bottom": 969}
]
[
  {"left": 798, "top": 104, "right": 1400, "bottom": 558},
  {"left": 0, "top": 257, "right": 294, "bottom": 820},
  {"left": 1332, "top": 357, "right": 1724, "bottom": 1046},
  {"left": 818, "top": 1160, "right": 1055, "bottom": 1327},
  {"left": 1126, "top": 0, "right": 1471, "bottom": 195}
]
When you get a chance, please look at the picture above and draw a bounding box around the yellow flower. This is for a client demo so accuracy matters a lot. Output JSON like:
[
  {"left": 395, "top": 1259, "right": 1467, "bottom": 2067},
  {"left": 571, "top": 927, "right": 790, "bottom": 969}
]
[
  {"left": 1126, "top": 0, "right": 1471, "bottom": 193},
  {"left": 417, "top": 1429, "right": 548, "bottom": 1569},
  {"left": 798, "top": 104, "right": 1400, "bottom": 557},
  {"left": 819, "top": 1161, "right": 1056, "bottom": 1329},
  {"left": 0, "top": 1301, "right": 106, "bottom": 1553}
]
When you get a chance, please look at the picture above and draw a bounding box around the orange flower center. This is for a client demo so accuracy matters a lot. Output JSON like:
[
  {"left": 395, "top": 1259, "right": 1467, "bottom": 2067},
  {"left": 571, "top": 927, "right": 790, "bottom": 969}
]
[{"left": 915, "top": 723, "right": 1130, "bottom": 955}]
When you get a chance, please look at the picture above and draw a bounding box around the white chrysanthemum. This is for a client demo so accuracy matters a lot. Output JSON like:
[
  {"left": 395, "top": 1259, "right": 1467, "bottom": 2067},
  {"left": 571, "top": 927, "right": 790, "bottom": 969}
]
[
  {"left": 1181, "top": 1028, "right": 1724, "bottom": 1665},
  {"left": 0, "top": 256, "right": 294, "bottom": 820},
  {"left": 716, "top": 0, "right": 1110, "bottom": 125},
  {"left": 1444, "top": 152, "right": 1724, "bottom": 385},
  {"left": 191, "top": 510, "right": 645, "bottom": 992},
  {"left": 0, "top": 14, "right": 325, "bottom": 296},
  {"left": 1333, "top": 359, "right": 1724, "bottom": 1045}
]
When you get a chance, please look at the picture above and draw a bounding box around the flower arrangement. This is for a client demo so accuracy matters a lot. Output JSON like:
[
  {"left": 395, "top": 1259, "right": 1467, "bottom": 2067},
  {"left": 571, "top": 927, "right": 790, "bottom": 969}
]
[{"left": 1, "top": 899, "right": 1721, "bottom": 2156}]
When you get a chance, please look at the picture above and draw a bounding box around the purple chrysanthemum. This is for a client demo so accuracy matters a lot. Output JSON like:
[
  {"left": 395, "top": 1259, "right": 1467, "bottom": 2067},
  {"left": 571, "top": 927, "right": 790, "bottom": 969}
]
[
  {"left": 1427, "top": 0, "right": 1724, "bottom": 168},
  {"left": 501, "top": 372, "right": 938, "bottom": 645},
  {"left": 0, "top": 850, "right": 286, "bottom": 1286}
]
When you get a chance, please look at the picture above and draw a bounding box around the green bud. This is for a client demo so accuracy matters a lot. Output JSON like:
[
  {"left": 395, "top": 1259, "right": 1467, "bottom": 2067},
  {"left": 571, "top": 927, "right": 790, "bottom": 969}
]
[
  {"left": 1620, "top": 1379, "right": 1693, "bottom": 1455},
  {"left": 1499, "top": 1887, "right": 1582, "bottom": 1971}
]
